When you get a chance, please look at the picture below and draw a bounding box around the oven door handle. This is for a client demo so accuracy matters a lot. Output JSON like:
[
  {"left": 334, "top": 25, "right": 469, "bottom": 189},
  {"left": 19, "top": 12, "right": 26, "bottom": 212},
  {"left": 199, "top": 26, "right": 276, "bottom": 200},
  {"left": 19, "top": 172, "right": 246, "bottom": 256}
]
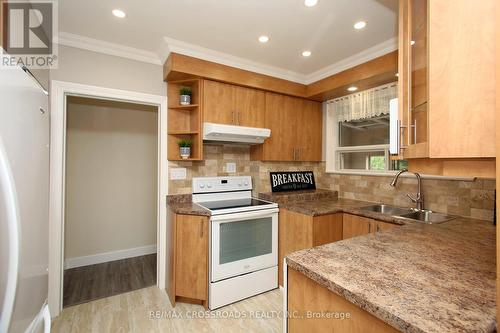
[{"left": 210, "top": 208, "right": 279, "bottom": 223}]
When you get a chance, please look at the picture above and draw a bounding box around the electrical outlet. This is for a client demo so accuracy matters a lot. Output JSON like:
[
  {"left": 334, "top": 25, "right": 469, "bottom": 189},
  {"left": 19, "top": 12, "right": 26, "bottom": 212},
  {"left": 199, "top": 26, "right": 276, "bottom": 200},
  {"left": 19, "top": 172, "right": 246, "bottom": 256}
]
[
  {"left": 170, "top": 168, "right": 187, "bottom": 180},
  {"left": 226, "top": 163, "right": 236, "bottom": 173}
]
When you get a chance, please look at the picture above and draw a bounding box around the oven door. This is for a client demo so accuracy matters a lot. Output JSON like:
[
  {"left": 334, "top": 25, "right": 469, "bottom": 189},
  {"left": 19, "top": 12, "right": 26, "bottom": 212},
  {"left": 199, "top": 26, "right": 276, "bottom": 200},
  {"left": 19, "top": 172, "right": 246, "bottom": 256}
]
[{"left": 210, "top": 208, "right": 278, "bottom": 282}]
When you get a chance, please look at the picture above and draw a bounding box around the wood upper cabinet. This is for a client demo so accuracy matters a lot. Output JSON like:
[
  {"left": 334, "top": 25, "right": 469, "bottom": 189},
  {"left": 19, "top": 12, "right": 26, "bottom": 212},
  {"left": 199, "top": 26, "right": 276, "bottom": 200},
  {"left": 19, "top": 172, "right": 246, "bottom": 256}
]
[
  {"left": 234, "top": 85, "right": 265, "bottom": 128},
  {"left": 251, "top": 92, "right": 322, "bottom": 161},
  {"left": 203, "top": 80, "right": 235, "bottom": 125},
  {"left": 297, "top": 99, "right": 323, "bottom": 161},
  {"left": 172, "top": 214, "right": 209, "bottom": 307},
  {"left": 398, "top": 0, "right": 495, "bottom": 160},
  {"left": 203, "top": 80, "right": 265, "bottom": 127}
]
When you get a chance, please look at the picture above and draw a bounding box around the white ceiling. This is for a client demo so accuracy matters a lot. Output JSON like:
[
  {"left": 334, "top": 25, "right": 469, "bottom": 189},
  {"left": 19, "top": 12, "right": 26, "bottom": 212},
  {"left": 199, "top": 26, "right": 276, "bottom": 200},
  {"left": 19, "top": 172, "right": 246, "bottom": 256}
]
[{"left": 59, "top": 0, "right": 398, "bottom": 80}]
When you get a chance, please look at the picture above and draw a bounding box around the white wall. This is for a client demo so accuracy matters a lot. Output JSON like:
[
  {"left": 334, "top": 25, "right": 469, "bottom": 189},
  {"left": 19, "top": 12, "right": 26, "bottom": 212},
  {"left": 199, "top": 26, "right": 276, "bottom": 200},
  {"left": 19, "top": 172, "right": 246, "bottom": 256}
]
[
  {"left": 64, "top": 96, "right": 158, "bottom": 262},
  {"left": 51, "top": 45, "right": 166, "bottom": 96}
]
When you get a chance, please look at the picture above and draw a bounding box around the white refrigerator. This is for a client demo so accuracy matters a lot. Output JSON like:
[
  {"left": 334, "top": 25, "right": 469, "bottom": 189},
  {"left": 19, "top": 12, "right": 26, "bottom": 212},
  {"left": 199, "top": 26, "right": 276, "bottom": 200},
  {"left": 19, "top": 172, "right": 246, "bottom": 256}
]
[{"left": 0, "top": 66, "right": 51, "bottom": 332}]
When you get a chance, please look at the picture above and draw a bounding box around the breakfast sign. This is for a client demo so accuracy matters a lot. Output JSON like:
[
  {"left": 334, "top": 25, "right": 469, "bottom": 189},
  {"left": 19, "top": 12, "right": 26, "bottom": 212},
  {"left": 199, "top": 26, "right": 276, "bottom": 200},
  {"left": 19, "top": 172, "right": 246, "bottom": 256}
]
[{"left": 269, "top": 171, "right": 316, "bottom": 192}]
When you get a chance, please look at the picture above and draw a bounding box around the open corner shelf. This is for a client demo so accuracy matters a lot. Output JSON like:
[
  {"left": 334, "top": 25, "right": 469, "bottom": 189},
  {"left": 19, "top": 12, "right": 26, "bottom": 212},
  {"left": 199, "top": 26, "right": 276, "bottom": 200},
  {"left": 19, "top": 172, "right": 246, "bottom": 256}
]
[
  {"left": 168, "top": 104, "right": 199, "bottom": 110},
  {"left": 166, "top": 78, "right": 204, "bottom": 161},
  {"left": 168, "top": 131, "right": 199, "bottom": 135}
]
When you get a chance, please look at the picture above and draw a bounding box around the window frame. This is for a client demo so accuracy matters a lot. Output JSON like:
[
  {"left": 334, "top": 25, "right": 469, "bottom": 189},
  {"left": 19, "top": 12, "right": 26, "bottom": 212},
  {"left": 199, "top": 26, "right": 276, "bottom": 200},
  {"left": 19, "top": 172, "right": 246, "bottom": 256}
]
[
  {"left": 325, "top": 104, "right": 400, "bottom": 175},
  {"left": 336, "top": 145, "right": 390, "bottom": 172}
]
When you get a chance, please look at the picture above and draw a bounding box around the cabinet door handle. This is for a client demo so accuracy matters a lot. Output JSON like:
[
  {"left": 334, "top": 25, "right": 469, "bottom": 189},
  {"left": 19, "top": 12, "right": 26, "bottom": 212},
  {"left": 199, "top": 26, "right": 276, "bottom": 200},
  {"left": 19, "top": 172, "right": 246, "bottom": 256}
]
[
  {"left": 199, "top": 219, "right": 204, "bottom": 238},
  {"left": 411, "top": 119, "right": 417, "bottom": 144},
  {"left": 376, "top": 224, "right": 380, "bottom": 232},
  {"left": 237, "top": 111, "right": 241, "bottom": 125},
  {"left": 399, "top": 121, "right": 408, "bottom": 151},
  {"left": 368, "top": 222, "right": 371, "bottom": 233},
  {"left": 232, "top": 111, "right": 235, "bottom": 124},
  {"left": 297, "top": 148, "right": 300, "bottom": 161}
]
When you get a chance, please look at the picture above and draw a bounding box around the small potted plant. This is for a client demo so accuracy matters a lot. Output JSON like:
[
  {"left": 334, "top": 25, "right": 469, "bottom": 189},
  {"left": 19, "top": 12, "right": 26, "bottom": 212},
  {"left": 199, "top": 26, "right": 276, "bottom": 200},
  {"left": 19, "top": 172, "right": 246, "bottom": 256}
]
[
  {"left": 179, "top": 86, "right": 192, "bottom": 105},
  {"left": 178, "top": 139, "right": 192, "bottom": 159}
]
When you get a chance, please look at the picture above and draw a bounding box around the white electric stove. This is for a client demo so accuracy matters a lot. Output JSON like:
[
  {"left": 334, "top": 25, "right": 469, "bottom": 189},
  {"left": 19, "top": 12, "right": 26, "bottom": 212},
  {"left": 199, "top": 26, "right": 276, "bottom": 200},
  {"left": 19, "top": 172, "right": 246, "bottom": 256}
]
[{"left": 192, "top": 176, "right": 278, "bottom": 310}]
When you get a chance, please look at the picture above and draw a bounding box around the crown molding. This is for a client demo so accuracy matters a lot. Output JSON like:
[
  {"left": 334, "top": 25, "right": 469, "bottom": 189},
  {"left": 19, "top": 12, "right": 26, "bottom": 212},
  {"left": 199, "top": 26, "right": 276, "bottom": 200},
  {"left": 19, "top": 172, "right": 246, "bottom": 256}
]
[
  {"left": 56, "top": 32, "right": 162, "bottom": 65},
  {"left": 303, "top": 37, "right": 398, "bottom": 84},
  {"left": 55, "top": 32, "right": 397, "bottom": 85},
  {"left": 159, "top": 36, "right": 308, "bottom": 83}
]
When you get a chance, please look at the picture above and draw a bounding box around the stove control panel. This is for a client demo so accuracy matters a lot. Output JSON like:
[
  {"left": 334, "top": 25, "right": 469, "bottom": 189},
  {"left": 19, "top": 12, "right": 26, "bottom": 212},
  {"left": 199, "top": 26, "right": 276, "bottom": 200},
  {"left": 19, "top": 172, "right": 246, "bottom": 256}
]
[{"left": 192, "top": 176, "right": 252, "bottom": 193}]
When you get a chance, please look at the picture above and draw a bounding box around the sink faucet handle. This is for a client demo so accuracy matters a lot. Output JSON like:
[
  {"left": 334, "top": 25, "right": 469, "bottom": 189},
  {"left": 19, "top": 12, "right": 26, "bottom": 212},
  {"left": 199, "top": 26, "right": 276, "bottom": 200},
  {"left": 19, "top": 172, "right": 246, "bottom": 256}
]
[{"left": 406, "top": 193, "right": 419, "bottom": 203}]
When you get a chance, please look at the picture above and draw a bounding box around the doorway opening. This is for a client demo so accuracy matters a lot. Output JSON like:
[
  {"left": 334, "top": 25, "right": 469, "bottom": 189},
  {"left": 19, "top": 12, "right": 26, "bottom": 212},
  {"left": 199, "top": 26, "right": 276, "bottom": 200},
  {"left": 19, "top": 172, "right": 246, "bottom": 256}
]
[{"left": 62, "top": 96, "right": 158, "bottom": 307}]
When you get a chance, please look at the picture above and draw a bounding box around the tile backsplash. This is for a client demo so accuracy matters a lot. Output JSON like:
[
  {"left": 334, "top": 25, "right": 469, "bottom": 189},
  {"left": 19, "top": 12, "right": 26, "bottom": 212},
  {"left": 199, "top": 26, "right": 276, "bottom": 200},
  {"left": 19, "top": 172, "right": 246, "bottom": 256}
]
[
  {"left": 318, "top": 173, "right": 495, "bottom": 221},
  {"left": 168, "top": 143, "right": 495, "bottom": 221}
]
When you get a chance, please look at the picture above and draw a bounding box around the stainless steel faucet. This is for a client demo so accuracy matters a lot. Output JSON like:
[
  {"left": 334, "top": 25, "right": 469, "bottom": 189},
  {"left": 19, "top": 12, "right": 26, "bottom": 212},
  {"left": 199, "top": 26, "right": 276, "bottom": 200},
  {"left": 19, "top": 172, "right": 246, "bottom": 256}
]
[{"left": 390, "top": 168, "right": 424, "bottom": 211}]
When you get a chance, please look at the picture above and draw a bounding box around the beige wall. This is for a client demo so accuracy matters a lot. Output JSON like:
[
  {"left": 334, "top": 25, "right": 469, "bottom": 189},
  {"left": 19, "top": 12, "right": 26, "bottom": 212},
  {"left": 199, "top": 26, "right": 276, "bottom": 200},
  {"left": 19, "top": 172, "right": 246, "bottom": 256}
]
[
  {"left": 64, "top": 97, "right": 158, "bottom": 260},
  {"left": 168, "top": 144, "right": 495, "bottom": 221},
  {"left": 50, "top": 45, "right": 166, "bottom": 96}
]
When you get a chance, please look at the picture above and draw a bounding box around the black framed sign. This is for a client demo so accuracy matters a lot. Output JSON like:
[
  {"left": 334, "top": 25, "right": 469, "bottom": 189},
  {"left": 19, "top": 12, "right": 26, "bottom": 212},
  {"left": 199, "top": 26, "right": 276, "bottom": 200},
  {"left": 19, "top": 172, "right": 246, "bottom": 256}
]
[{"left": 269, "top": 171, "right": 316, "bottom": 192}]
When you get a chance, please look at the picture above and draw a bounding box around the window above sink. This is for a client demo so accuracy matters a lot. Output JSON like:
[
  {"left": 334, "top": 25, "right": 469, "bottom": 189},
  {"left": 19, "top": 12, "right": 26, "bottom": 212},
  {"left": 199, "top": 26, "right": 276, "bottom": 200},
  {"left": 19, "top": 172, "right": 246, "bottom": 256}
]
[{"left": 325, "top": 82, "right": 408, "bottom": 174}]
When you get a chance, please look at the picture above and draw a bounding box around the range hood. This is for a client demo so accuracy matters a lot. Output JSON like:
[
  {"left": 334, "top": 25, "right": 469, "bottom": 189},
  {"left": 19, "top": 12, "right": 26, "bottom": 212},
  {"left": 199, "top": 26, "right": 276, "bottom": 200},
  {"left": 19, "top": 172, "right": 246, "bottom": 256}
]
[{"left": 203, "top": 122, "right": 271, "bottom": 144}]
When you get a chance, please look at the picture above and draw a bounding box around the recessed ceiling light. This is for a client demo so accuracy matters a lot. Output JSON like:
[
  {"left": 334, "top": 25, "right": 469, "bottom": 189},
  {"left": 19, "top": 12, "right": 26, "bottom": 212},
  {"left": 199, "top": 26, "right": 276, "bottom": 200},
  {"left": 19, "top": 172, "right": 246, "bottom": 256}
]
[
  {"left": 354, "top": 21, "right": 367, "bottom": 30},
  {"left": 302, "top": 50, "right": 312, "bottom": 57},
  {"left": 410, "top": 40, "right": 416, "bottom": 45},
  {"left": 258, "top": 35, "right": 269, "bottom": 43},
  {"left": 304, "top": 0, "right": 318, "bottom": 7},
  {"left": 112, "top": 9, "right": 126, "bottom": 18},
  {"left": 347, "top": 86, "right": 358, "bottom": 92}
]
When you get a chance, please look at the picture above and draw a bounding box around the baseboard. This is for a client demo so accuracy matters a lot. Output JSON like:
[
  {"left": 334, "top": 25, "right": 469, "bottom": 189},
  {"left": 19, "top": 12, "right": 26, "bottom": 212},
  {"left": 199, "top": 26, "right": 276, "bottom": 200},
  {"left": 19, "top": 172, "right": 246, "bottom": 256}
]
[{"left": 64, "top": 244, "right": 157, "bottom": 269}]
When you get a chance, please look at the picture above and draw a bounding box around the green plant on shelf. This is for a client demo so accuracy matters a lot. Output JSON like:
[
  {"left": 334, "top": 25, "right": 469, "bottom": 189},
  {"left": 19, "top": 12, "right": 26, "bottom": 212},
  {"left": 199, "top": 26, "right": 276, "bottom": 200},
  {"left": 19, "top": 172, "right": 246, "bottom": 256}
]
[
  {"left": 179, "top": 87, "right": 192, "bottom": 96},
  {"left": 177, "top": 139, "right": 192, "bottom": 147}
]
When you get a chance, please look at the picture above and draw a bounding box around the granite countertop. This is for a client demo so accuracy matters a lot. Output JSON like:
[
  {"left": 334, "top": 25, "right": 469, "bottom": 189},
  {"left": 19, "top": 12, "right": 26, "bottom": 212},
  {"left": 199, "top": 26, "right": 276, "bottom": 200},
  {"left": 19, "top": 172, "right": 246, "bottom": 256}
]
[
  {"left": 166, "top": 194, "right": 210, "bottom": 216},
  {"left": 284, "top": 208, "right": 496, "bottom": 332},
  {"left": 259, "top": 189, "right": 406, "bottom": 224}
]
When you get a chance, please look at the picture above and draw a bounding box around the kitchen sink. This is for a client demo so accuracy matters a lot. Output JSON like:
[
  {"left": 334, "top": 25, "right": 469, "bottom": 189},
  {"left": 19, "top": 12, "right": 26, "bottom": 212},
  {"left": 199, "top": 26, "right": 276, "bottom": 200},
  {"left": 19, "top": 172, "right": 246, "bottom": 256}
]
[
  {"left": 398, "top": 210, "right": 455, "bottom": 224},
  {"left": 359, "top": 204, "right": 412, "bottom": 216},
  {"left": 359, "top": 204, "right": 455, "bottom": 224}
]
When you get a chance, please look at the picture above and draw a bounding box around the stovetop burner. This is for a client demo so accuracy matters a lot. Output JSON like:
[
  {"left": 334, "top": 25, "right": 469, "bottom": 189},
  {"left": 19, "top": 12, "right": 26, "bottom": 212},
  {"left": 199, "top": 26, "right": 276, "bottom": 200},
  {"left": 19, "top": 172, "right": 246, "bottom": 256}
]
[
  {"left": 192, "top": 176, "right": 278, "bottom": 216},
  {"left": 197, "top": 198, "right": 274, "bottom": 211}
]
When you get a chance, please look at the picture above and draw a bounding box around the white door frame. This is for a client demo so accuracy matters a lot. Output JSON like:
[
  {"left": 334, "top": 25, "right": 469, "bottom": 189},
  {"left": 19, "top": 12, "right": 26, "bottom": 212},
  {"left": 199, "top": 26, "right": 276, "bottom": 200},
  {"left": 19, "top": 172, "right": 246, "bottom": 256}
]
[{"left": 48, "top": 80, "right": 168, "bottom": 317}]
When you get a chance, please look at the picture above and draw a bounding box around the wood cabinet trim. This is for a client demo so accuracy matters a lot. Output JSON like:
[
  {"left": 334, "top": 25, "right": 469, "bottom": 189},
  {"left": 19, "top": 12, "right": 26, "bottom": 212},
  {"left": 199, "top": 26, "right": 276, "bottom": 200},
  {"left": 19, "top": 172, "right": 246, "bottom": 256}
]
[
  {"left": 165, "top": 53, "right": 308, "bottom": 98},
  {"left": 164, "top": 52, "right": 398, "bottom": 102}
]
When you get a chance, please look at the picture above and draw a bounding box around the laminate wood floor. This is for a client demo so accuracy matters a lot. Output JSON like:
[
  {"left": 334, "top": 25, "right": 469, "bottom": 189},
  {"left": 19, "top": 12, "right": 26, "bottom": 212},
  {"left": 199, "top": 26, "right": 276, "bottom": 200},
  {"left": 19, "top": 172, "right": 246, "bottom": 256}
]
[
  {"left": 63, "top": 253, "right": 156, "bottom": 307},
  {"left": 53, "top": 286, "right": 283, "bottom": 333}
]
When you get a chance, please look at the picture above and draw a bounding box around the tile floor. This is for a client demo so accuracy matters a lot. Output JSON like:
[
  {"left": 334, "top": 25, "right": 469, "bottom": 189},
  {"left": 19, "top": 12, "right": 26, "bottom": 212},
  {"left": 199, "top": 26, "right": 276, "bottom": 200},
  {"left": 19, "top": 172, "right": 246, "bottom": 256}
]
[{"left": 52, "top": 286, "right": 283, "bottom": 332}]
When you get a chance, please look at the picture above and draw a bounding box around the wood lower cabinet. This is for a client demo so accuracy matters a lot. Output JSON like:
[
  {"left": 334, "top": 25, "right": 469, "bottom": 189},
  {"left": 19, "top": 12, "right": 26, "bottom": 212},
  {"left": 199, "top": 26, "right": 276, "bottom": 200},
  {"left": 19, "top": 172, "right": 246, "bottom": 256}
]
[
  {"left": 342, "top": 214, "right": 397, "bottom": 239},
  {"left": 342, "top": 214, "right": 373, "bottom": 239},
  {"left": 167, "top": 212, "right": 209, "bottom": 308},
  {"left": 287, "top": 267, "right": 400, "bottom": 333},
  {"left": 279, "top": 209, "right": 343, "bottom": 286},
  {"left": 279, "top": 211, "right": 399, "bottom": 286}
]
